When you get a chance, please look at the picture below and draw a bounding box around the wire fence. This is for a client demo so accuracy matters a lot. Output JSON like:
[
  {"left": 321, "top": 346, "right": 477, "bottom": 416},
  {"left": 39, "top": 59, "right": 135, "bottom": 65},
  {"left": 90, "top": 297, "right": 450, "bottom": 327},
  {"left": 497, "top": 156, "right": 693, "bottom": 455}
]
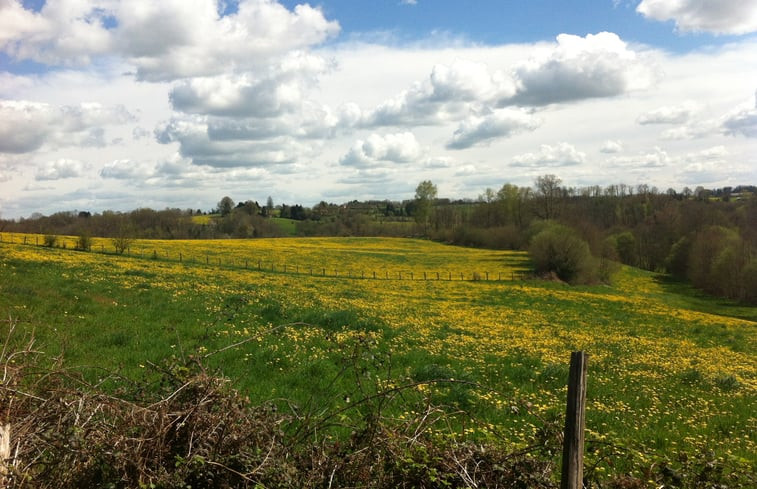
[{"left": 0, "top": 233, "right": 531, "bottom": 282}]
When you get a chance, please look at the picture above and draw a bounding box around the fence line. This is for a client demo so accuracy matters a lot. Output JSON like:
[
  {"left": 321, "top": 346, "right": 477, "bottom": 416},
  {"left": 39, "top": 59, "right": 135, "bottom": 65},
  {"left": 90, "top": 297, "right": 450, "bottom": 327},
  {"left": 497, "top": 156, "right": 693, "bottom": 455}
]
[{"left": 0, "top": 233, "right": 530, "bottom": 282}]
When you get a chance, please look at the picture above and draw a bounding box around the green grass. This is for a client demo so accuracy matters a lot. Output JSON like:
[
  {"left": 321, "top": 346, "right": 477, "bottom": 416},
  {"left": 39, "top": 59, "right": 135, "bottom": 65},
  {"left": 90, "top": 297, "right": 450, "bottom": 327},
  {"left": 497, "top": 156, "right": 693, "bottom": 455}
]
[
  {"left": 271, "top": 217, "right": 297, "bottom": 235},
  {"left": 1, "top": 238, "right": 755, "bottom": 485}
]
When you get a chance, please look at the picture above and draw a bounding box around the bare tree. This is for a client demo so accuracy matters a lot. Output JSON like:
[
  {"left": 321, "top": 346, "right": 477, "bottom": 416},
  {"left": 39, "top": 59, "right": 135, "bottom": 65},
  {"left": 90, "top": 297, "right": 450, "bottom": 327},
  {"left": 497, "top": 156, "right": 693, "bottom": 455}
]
[{"left": 534, "top": 174, "right": 563, "bottom": 220}]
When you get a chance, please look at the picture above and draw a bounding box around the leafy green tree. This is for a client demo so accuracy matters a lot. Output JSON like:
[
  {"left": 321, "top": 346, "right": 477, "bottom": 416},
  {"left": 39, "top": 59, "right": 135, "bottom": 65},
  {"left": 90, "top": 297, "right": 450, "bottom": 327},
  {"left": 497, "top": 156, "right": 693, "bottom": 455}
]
[
  {"left": 414, "top": 180, "right": 437, "bottom": 234},
  {"left": 665, "top": 236, "right": 692, "bottom": 279},
  {"left": 611, "top": 231, "right": 637, "bottom": 266},
  {"left": 218, "top": 196, "right": 234, "bottom": 217},
  {"left": 529, "top": 222, "right": 599, "bottom": 284}
]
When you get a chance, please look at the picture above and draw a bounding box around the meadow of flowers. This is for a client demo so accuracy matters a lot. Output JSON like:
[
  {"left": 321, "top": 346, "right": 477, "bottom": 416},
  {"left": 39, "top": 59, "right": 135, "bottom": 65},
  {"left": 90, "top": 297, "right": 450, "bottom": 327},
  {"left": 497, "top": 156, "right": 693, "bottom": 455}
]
[{"left": 1, "top": 235, "right": 754, "bottom": 484}]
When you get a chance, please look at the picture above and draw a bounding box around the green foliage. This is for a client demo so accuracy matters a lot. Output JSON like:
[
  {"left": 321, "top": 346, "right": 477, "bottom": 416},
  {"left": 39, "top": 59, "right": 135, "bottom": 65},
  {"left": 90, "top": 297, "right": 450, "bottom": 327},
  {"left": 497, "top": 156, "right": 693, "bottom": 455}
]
[
  {"left": 43, "top": 234, "right": 58, "bottom": 247},
  {"left": 413, "top": 180, "right": 438, "bottom": 234},
  {"left": 687, "top": 226, "right": 755, "bottom": 303},
  {"left": 75, "top": 234, "right": 92, "bottom": 251},
  {"left": 217, "top": 195, "right": 234, "bottom": 217},
  {"left": 612, "top": 231, "right": 637, "bottom": 266},
  {"left": 529, "top": 222, "right": 599, "bottom": 284},
  {"left": 665, "top": 235, "right": 691, "bottom": 279}
]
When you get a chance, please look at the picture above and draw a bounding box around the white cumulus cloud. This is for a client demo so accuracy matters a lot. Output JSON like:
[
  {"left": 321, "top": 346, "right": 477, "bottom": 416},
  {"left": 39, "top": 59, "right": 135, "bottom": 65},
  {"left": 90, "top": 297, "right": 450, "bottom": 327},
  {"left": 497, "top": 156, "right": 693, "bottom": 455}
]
[
  {"left": 446, "top": 108, "right": 541, "bottom": 149},
  {"left": 0, "top": 0, "right": 113, "bottom": 66},
  {"left": 0, "top": 0, "right": 340, "bottom": 81},
  {"left": 722, "top": 93, "right": 757, "bottom": 137},
  {"left": 35, "top": 158, "right": 88, "bottom": 181},
  {"left": 600, "top": 140, "right": 624, "bottom": 153},
  {"left": 637, "top": 0, "right": 757, "bottom": 35},
  {"left": 339, "top": 132, "right": 422, "bottom": 167},
  {"left": 637, "top": 101, "right": 699, "bottom": 125},
  {"left": 508, "top": 32, "right": 656, "bottom": 106},
  {"left": 511, "top": 142, "right": 586, "bottom": 167},
  {"left": 0, "top": 100, "right": 134, "bottom": 153},
  {"left": 154, "top": 116, "right": 309, "bottom": 168},
  {"left": 363, "top": 59, "right": 516, "bottom": 127}
]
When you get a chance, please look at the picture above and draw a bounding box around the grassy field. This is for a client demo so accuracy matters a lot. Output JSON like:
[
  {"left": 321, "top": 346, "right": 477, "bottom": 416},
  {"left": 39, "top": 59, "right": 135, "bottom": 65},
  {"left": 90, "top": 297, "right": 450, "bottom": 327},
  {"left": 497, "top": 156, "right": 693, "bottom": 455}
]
[{"left": 0, "top": 235, "right": 754, "bottom": 485}]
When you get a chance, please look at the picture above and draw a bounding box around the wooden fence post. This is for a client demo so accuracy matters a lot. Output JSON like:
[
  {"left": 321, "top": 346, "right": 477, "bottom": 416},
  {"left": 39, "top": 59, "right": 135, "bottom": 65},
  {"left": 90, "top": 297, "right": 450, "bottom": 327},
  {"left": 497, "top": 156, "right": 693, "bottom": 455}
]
[
  {"left": 561, "top": 351, "right": 588, "bottom": 489},
  {"left": 1, "top": 423, "right": 10, "bottom": 482}
]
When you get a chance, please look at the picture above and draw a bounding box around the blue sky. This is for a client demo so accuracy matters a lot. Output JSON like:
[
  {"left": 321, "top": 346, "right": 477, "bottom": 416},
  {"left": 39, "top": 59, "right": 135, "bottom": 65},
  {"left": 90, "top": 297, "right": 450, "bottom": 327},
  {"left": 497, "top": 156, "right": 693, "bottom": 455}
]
[
  {"left": 1, "top": 0, "right": 756, "bottom": 218},
  {"left": 289, "top": 0, "right": 741, "bottom": 51}
]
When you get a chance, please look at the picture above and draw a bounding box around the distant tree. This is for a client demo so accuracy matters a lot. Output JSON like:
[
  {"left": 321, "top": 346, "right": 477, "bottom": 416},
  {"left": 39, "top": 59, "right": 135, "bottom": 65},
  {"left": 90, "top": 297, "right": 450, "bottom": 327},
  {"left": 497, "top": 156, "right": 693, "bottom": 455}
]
[
  {"left": 534, "top": 174, "right": 563, "bottom": 220},
  {"left": 414, "top": 180, "right": 437, "bottom": 234},
  {"left": 497, "top": 183, "right": 526, "bottom": 227},
  {"left": 218, "top": 196, "right": 234, "bottom": 217},
  {"left": 237, "top": 200, "right": 260, "bottom": 216},
  {"left": 112, "top": 225, "right": 135, "bottom": 254}
]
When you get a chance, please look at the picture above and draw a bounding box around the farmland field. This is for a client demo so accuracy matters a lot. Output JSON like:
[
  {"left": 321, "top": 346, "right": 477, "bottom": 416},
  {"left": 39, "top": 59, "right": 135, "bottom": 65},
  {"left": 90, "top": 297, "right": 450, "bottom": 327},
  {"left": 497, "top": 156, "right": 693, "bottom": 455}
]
[{"left": 1, "top": 235, "right": 755, "bottom": 484}]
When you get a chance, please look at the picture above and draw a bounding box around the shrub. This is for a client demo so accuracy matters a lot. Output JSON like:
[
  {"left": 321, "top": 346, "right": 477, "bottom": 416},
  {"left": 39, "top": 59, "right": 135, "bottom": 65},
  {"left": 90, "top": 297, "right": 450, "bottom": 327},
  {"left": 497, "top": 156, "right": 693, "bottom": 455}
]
[
  {"left": 529, "top": 222, "right": 599, "bottom": 284},
  {"left": 75, "top": 234, "right": 92, "bottom": 251},
  {"left": 43, "top": 234, "right": 57, "bottom": 247},
  {"left": 111, "top": 235, "right": 133, "bottom": 254}
]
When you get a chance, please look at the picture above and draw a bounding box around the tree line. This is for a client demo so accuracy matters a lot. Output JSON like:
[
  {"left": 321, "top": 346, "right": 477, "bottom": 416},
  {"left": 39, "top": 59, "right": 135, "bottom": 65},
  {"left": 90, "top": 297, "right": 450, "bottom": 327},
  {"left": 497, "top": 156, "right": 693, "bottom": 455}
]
[{"left": 2, "top": 178, "right": 755, "bottom": 303}]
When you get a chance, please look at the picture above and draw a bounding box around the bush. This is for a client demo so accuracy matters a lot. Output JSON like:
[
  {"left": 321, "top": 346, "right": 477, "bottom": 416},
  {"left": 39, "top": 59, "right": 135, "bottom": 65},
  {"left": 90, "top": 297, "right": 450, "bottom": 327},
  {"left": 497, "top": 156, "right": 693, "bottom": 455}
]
[
  {"left": 111, "top": 235, "right": 133, "bottom": 254},
  {"left": 75, "top": 234, "right": 92, "bottom": 251},
  {"left": 43, "top": 234, "right": 57, "bottom": 247},
  {"left": 529, "top": 222, "right": 599, "bottom": 284}
]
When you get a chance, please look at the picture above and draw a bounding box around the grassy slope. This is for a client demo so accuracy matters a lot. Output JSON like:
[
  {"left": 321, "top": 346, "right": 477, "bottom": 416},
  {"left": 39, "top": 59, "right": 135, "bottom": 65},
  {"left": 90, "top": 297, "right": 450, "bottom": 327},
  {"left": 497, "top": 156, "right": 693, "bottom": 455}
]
[{"left": 0, "top": 236, "right": 754, "bottom": 480}]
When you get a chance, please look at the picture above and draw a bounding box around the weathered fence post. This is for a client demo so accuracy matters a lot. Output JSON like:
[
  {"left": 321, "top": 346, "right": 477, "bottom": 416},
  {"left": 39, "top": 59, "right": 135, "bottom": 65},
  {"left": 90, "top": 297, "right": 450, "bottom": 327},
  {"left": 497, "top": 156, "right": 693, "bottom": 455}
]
[
  {"left": 1, "top": 422, "right": 10, "bottom": 482},
  {"left": 561, "top": 351, "right": 588, "bottom": 489},
  {"left": 0, "top": 423, "right": 11, "bottom": 487}
]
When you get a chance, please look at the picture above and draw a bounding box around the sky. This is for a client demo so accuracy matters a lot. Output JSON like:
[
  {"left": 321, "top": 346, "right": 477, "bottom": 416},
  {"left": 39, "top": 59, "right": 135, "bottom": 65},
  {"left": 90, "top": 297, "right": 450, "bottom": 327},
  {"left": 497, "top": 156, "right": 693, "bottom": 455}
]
[{"left": 1, "top": 0, "right": 756, "bottom": 219}]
